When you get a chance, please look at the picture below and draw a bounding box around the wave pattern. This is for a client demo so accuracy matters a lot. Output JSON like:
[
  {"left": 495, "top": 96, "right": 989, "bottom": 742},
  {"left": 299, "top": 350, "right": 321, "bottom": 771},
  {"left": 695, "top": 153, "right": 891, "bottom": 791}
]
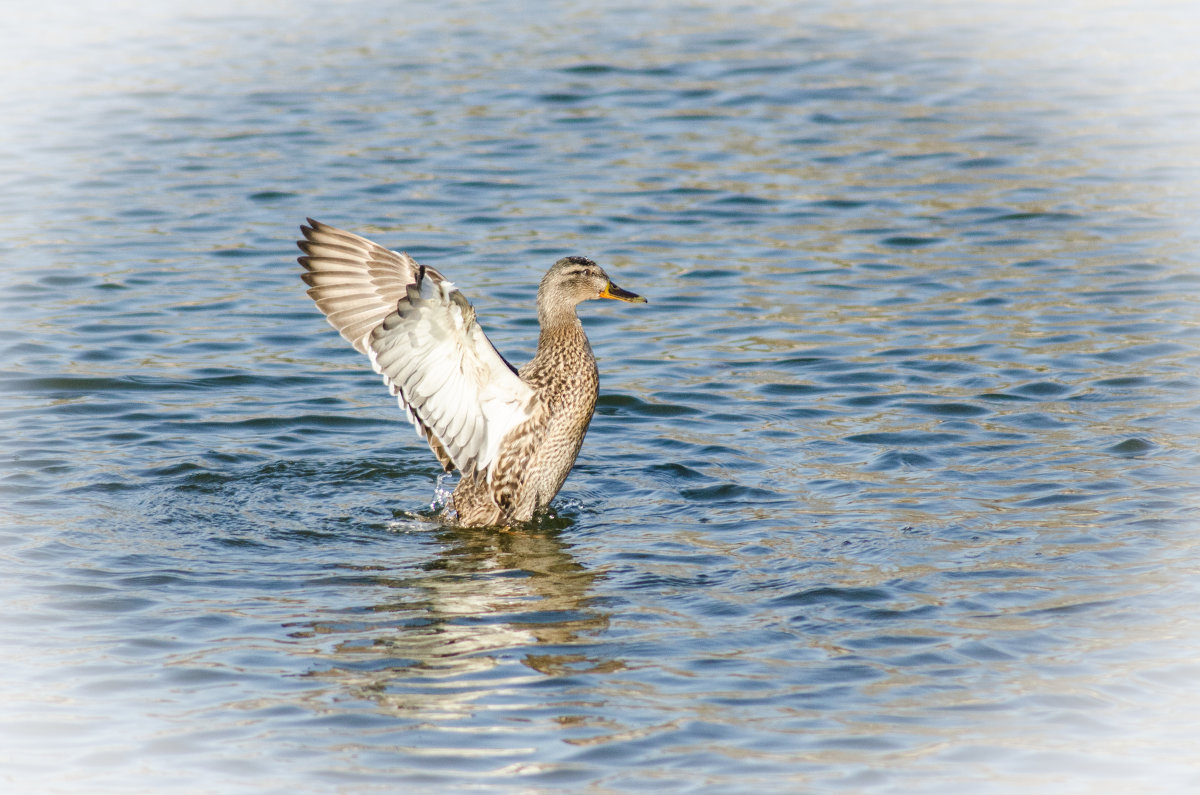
[{"left": 1, "top": 1, "right": 1199, "bottom": 792}]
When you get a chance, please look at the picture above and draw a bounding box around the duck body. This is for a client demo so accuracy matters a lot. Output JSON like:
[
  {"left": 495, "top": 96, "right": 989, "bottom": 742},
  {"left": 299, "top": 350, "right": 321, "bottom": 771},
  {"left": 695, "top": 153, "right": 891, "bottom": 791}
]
[
  {"left": 298, "top": 220, "right": 644, "bottom": 526},
  {"left": 450, "top": 321, "right": 599, "bottom": 525}
]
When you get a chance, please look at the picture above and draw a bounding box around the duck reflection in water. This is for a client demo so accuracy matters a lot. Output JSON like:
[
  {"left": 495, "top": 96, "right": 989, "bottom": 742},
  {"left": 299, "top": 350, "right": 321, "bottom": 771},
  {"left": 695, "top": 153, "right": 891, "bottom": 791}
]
[{"left": 298, "top": 517, "right": 621, "bottom": 717}]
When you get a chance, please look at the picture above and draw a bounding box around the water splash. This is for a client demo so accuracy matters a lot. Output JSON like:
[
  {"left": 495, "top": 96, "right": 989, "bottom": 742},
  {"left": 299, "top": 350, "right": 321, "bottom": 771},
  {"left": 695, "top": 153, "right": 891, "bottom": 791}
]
[{"left": 430, "top": 471, "right": 457, "bottom": 519}]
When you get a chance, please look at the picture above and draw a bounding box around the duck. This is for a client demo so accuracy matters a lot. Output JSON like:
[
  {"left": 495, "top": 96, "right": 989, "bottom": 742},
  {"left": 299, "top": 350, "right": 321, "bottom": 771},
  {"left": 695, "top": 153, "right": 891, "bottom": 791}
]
[{"left": 297, "top": 219, "right": 646, "bottom": 526}]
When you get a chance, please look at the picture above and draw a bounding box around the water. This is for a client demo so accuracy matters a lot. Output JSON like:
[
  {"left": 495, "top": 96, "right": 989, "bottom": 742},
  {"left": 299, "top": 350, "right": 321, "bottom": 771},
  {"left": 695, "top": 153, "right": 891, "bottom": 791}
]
[{"left": 3, "top": 1, "right": 1200, "bottom": 791}]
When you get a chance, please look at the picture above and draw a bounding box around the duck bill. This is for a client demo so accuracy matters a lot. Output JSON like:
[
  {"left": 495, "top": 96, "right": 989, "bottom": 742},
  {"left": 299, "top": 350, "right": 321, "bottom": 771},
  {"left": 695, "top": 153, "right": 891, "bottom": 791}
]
[{"left": 600, "top": 281, "right": 648, "bottom": 303}]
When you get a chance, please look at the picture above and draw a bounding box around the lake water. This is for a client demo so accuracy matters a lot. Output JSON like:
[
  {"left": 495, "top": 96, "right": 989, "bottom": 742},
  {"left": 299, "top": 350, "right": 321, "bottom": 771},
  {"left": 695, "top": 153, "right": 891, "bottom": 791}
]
[{"left": 3, "top": 1, "right": 1200, "bottom": 792}]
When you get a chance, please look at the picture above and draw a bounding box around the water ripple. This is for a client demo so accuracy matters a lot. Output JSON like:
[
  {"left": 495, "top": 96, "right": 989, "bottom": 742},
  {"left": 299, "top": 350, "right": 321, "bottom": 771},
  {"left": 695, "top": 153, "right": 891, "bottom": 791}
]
[{"left": 2, "top": 1, "right": 1199, "bottom": 792}]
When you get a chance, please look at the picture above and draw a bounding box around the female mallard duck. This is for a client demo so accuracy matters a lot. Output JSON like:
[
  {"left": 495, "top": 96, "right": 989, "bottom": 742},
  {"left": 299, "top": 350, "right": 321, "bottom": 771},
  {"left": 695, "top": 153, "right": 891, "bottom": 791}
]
[{"left": 298, "top": 219, "right": 646, "bottom": 526}]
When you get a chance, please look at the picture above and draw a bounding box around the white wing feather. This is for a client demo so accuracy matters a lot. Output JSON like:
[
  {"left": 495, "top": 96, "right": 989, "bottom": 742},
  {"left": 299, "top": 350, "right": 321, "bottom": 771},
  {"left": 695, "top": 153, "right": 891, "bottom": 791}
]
[{"left": 300, "top": 219, "right": 535, "bottom": 476}]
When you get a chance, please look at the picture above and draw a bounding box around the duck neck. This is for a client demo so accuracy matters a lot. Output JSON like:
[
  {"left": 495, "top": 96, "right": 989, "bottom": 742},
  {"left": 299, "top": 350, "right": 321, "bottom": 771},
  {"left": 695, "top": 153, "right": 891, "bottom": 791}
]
[
  {"left": 530, "top": 305, "right": 596, "bottom": 381},
  {"left": 536, "top": 305, "right": 588, "bottom": 351},
  {"left": 538, "top": 300, "right": 581, "bottom": 333}
]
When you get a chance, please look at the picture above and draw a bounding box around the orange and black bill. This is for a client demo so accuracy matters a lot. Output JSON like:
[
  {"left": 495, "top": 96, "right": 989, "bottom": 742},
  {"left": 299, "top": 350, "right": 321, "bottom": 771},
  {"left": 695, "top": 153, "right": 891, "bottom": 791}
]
[{"left": 600, "top": 281, "right": 647, "bottom": 303}]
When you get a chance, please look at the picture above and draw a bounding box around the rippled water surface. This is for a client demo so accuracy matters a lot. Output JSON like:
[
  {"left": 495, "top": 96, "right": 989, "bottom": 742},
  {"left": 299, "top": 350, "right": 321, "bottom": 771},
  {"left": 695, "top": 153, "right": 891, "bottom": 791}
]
[{"left": 3, "top": 1, "right": 1200, "bottom": 792}]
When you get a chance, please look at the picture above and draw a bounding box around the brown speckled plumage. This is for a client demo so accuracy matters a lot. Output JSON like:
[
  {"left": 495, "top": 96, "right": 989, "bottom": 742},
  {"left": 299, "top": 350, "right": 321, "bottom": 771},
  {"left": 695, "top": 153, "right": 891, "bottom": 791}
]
[{"left": 297, "top": 222, "right": 645, "bottom": 527}]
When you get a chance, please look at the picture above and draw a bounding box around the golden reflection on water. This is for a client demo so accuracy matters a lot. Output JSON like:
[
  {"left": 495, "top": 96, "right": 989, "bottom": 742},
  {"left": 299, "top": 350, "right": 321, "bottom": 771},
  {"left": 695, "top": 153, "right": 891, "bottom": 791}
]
[{"left": 304, "top": 523, "right": 618, "bottom": 718}]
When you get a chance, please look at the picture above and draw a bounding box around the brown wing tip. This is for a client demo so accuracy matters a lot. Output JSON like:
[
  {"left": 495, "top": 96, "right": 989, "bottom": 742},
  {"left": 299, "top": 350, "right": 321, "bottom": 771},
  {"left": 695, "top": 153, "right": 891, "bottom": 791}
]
[
  {"left": 298, "top": 219, "right": 317, "bottom": 265},
  {"left": 299, "top": 217, "right": 336, "bottom": 244},
  {"left": 298, "top": 219, "right": 334, "bottom": 268}
]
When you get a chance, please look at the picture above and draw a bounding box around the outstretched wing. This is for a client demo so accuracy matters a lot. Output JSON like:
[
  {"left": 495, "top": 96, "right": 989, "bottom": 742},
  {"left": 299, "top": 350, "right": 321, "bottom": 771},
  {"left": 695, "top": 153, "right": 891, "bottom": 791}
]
[
  {"left": 299, "top": 218, "right": 427, "bottom": 354},
  {"left": 299, "top": 219, "right": 535, "bottom": 475}
]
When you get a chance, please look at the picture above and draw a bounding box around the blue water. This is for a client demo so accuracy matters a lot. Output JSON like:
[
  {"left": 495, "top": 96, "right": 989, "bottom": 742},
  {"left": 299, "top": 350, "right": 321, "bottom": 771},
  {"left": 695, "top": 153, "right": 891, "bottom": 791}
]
[{"left": 3, "top": 1, "right": 1200, "bottom": 792}]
